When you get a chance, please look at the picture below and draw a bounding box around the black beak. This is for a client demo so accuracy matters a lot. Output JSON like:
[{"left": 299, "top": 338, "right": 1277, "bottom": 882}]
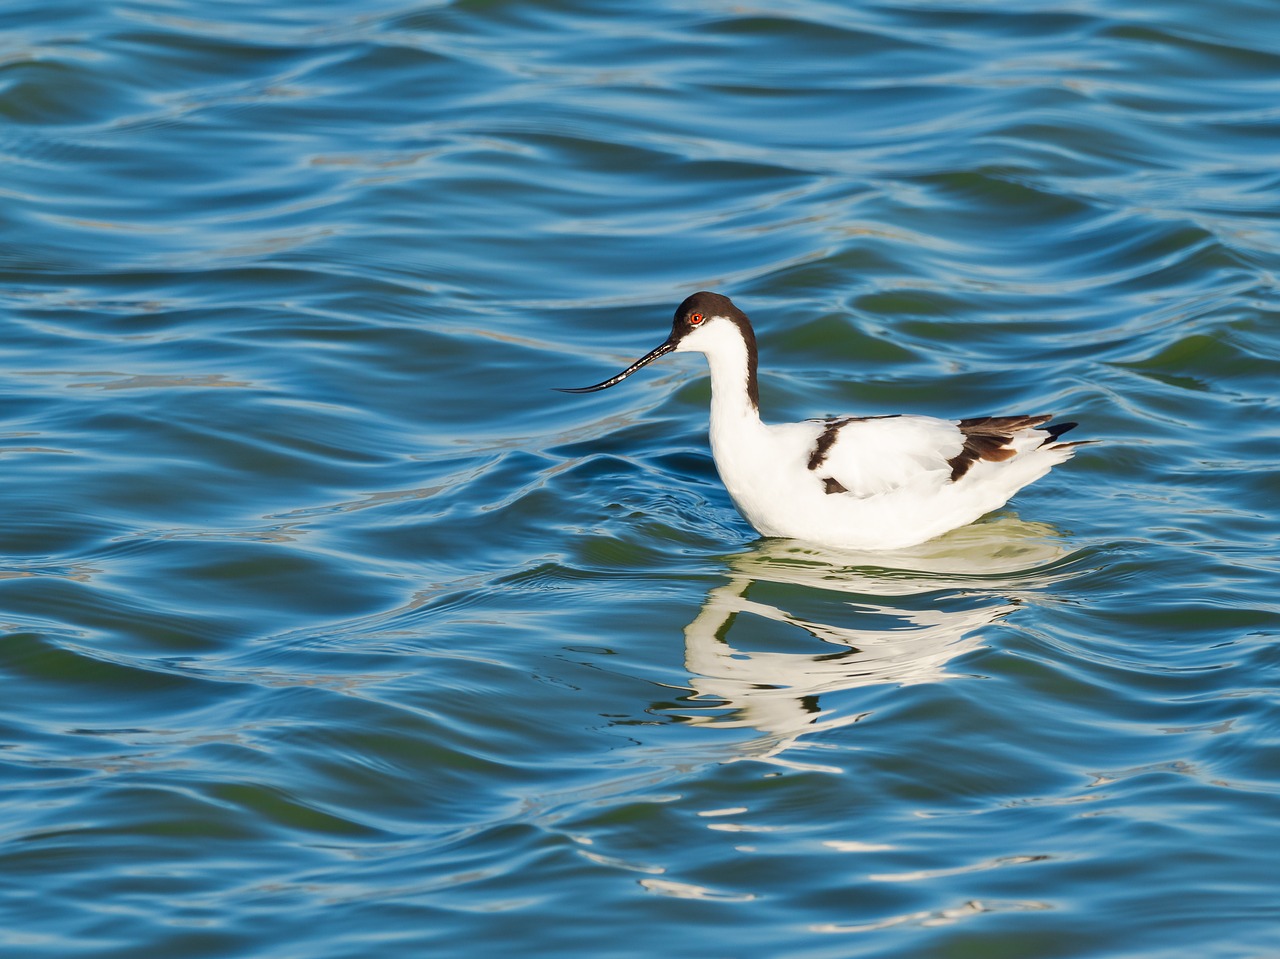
[{"left": 555, "top": 338, "right": 676, "bottom": 393}]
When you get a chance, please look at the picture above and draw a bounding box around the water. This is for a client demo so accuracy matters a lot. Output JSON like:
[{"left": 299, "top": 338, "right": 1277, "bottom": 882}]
[{"left": 2, "top": 1, "right": 1278, "bottom": 956}]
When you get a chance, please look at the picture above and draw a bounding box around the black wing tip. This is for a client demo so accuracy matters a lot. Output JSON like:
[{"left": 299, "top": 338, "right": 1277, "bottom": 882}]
[
  {"left": 1040, "top": 420, "right": 1080, "bottom": 446},
  {"left": 949, "top": 415, "right": 1087, "bottom": 481}
]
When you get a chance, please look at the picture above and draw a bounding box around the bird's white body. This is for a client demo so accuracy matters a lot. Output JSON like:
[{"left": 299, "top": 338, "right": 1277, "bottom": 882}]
[
  {"left": 562, "top": 292, "right": 1081, "bottom": 551},
  {"left": 689, "top": 319, "right": 1072, "bottom": 549}
]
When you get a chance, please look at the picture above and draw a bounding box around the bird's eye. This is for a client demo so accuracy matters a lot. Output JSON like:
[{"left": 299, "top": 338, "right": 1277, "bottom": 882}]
[{"left": 689, "top": 313, "right": 704, "bottom": 325}]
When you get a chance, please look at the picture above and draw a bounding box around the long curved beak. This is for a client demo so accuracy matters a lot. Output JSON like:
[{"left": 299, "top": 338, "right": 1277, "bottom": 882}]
[{"left": 556, "top": 338, "right": 676, "bottom": 393}]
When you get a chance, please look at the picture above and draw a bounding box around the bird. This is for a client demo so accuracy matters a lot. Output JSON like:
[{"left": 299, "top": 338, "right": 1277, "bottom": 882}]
[{"left": 558, "top": 291, "right": 1083, "bottom": 550}]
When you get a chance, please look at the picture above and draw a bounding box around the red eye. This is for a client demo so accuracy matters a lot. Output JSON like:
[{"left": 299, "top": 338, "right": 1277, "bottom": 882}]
[{"left": 690, "top": 313, "right": 704, "bottom": 325}]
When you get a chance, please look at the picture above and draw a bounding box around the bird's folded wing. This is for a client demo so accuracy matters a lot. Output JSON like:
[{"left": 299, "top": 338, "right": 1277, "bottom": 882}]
[{"left": 807, "top": 415, "right": 966, "bottom": 497}]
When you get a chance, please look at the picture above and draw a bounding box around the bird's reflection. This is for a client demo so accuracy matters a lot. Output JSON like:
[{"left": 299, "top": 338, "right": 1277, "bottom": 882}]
[{"left": 667, "top": 516, "right": 1072, "bottom": 768}]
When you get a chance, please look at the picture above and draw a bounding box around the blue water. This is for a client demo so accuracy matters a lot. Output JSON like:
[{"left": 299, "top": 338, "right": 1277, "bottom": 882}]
[{"left": 2, "top": 1, "right": 1278, "bottom": 956}]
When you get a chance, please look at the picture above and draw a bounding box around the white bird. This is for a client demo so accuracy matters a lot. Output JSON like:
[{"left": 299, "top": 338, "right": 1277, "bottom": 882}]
[{"left": 559, "top": 292, "right": 1083, "bottom": 550}]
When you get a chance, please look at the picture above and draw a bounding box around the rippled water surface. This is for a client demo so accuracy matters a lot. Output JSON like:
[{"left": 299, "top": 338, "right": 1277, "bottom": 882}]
[{"left": 3, "top": 1, "right": 1279, "bottom": 956}]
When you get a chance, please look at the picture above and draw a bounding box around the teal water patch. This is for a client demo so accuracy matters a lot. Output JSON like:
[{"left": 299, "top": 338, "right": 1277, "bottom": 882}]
[{"left": 1, "top": 0, "right": 1278, "bottom": 956}]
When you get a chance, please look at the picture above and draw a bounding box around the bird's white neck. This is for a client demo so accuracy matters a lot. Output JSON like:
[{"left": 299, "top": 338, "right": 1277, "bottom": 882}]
[
  {"left": 673, "top": 317, "right": 766, "bottom": 504},
  {"left": 676, "top": 319, "right": 760, "bottom": 426},
  {"left": 707, "top": 343, "right": 759, "bottom": 426}
]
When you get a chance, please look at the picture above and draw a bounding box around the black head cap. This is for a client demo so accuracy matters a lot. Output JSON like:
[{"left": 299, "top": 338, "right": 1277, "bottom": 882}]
[
  {"left": 672, "top": 291, "right": 744, "bottom": 337},
  {"left": 672, "top": 291, "right": 759, "bottom": 410}
]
